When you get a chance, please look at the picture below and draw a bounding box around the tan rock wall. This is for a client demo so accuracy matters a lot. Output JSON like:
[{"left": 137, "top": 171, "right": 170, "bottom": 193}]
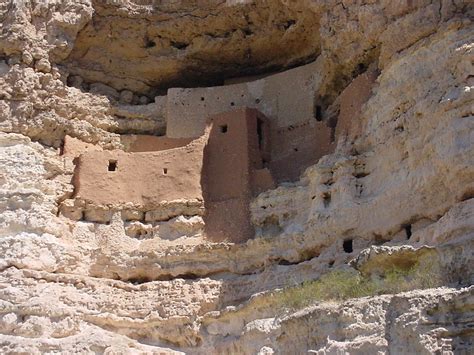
[{"left": 0, "top": 1, "right": 473, "bottom": 354}]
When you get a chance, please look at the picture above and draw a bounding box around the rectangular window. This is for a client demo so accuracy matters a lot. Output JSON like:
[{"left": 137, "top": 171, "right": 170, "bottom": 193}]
[
  {"left": 257, "top": 118, "right": 264, "bottom": 149},
  {"left": 108, "top": 160, "right": 117, "bottom": 171}
]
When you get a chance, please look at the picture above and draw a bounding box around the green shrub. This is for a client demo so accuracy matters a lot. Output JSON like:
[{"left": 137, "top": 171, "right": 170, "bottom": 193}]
[{"left": 270, "top": 257, "right": 442, "bottom": 310}]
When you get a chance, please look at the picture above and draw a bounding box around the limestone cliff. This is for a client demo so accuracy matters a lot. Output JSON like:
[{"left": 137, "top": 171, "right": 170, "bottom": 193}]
[{"left": 0, "top": 0, "right": 473, "bottom": 354}]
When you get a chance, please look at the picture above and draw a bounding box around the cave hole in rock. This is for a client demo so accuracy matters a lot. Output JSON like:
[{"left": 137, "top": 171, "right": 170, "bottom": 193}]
[
  {"left": 243, "top": 28, "right": 253, "bottom": 36},
  {"left": 108, "top": 160, "right": 117, "bottom": 172},
  {"left": 403, "top": 224, "right": 412, "bottom": 240},
  {"left": 127, "top": 276, "right": 152, "bottom": 284},
  {"left": 277, "top": 259, "right": 295, "bottom": 266},
  {"left": 145, "top": 39, "right": 156, "bottom": 48},
  {"left": 315, "top": 105, "right": 323, "bottom": 121},
  {"left": 343, "top": 239, "right": 353, "bottom": 253},
  {"left": 220, "top": 124, "right": 228, "bottom": 133},
  {"left": 171, "top": 41, "right": 188, "bottom": 50},
  {"left": 352, "top": 62, "right": 368, "bottom": 77},
  {"left": 354, "top": 171, "right": 369, "bottom": 178}
]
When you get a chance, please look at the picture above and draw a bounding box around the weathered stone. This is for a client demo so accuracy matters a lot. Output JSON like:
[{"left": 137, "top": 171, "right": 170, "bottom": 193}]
[
  {"left": 0, "top": 0, "right": 472, "bottom": 353},
  {"left": 34, "top": 58, "right": 51, "bottom": 73}
]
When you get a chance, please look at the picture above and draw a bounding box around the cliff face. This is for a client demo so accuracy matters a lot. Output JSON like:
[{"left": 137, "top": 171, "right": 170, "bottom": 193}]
[{"left": 0, "top": 0, "right": 473, "bottom": 354}]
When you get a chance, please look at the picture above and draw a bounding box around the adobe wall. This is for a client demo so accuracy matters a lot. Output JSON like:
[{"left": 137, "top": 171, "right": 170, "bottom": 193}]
[
  {"left": 120, "top": 135, "right": 192, "bottom": 152},
  {"left": 269, "top": 121, "right": 334, "bottom": 182},
  {"left": 73, "top": 137, "right": 205, "bottom": 209},
  {"left": 336, "top": 68, "right": 378, "bottom": 141},
  {"left": 166, "top": 59, "right": 323, "bottom": 138},
  {"left": 203, "top": 110, "right": 254, "bottom": 201},
  {"left": 62, "top": 135, "right": 102, "bottom": 158},
  {"left": 202, "top": 108, "right": 274, "bottom": 242}
]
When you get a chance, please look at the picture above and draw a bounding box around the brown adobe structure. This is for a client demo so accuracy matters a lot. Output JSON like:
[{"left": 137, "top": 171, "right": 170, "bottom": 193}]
[
  {"left": 60, "top": 64, "right": 377, "bottom": 243},
  {"left": 62, "top": 109, "right": 275, "bottom": 242},
  {"left": 202, "top": 109, "right": 274, "bottom": 242}
]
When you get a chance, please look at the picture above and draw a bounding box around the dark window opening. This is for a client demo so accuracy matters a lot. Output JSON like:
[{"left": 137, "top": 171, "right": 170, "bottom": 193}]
[
  {"left": 108, "top": 160, "right": 117, "bottom": 172},
  {"left": 163, "top": 168, "right": 168, "bottom": 175},
  {"left": 257, "top": 118, "right": 264, "bottom": 149},
  {"left": 145, "top": 39, "right": 156, "bottom": 48},
  {"left": 294, "top": 148, "right": 298, "bottom": 152},
  {"left": 357, "top": 62, "right": 367, "bottom": 73},
  {"left": 315, "top": 105, "right": 323, "bottom": 121},
  {"left": 200, "top": 97, "right": 205, "bottom": 101},
  {"left": 230, "top": 102, "right": 235, "bottom": 106},
  {"left": 343, "top": 239, "right": 353, "bottom": 253},
  {"left": 220, "top": 124, "right": 228, "bottom": 133},
  {"left": 404, "top": 224, "right": 412, "bottom": 240}
]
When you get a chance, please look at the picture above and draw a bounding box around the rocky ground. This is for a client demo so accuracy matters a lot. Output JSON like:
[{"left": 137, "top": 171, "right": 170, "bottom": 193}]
[{"left": 0, "top": 0, "right": 473, "bottom": 353}]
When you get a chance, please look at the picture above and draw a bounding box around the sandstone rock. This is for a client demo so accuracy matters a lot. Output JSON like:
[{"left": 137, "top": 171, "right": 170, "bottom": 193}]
[
  {"left": 34, "top": 58, "right": 51, "bottom": 73},
  {"left": 119, "top": 90, "right": 134, "bottom": 104},
  {"left": 0, "top": 0, "right": 472, "bottom": 353}
]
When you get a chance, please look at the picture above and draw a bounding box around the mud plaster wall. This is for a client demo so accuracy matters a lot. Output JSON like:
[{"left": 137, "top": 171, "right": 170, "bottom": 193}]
[
  {"left": 166, "top": 59, "right": 323, "bottom": 138},
  {"left": 266, "top": 68, "right": 377, "bottom": 182},
  {"left": 120, "top": 135, "right": 192, "bottom": 152},
  {"left": 336, "top": 68, "right": 379, "bottom": 141},
  {"left": 73, "top": 139, "right": 205, "bottom": 209},
  {"left": 62, "top": 135, "right": 103, "bottom": 158},
  {"left": 203, "top": 109, "right": 273, "bottom": 242},
  {"left": 269, "top": 121, "right": 334, "bottom": 182}
]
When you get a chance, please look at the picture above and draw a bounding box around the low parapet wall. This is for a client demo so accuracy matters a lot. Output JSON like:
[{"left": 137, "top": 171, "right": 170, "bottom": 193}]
[
  {"left": 120, "top": 135, "right": 193, "bottom": 152},
  {"left": 72, "top": 137, "right": 206, "bottom": 209}
]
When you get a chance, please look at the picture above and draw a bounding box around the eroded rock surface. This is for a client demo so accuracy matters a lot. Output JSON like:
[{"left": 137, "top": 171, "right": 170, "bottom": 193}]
[{"left": 0, "top": 0, "right": 473, "bottom": 353}]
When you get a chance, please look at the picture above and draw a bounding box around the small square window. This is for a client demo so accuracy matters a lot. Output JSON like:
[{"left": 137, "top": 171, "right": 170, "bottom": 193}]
[
  {"left": 163, "top": 168, "right": 168, "bottom": 175},
  {"left": 343, "top": 239, "right": 353, "bottom": 253},
  {"left": 108, "top": 160, "right": 117, "bottom": 171},
  {"left": 220, "top": 124, "right": 228, "bottom": 133}
]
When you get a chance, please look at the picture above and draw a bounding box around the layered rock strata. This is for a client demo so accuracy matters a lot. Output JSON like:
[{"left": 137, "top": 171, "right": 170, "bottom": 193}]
[{"left": 0, "top": 0, "right": 473, "bottom": 353}]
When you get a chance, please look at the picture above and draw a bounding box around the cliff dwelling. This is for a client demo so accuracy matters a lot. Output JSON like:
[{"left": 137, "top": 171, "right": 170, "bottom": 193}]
[
  {"left": 1, "top": 1, "right": 473, "bottom": 353},
  {"left": 59, "top": 61, "right": 378, "bottom": 243}
]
